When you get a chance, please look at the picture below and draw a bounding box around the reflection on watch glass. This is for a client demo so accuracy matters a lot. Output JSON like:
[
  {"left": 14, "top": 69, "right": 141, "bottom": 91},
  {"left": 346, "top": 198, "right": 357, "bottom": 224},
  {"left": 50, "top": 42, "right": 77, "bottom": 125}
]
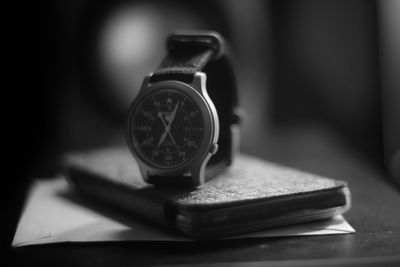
[{"left": 131, "top": 89, "right": 205, "bottom": 168}]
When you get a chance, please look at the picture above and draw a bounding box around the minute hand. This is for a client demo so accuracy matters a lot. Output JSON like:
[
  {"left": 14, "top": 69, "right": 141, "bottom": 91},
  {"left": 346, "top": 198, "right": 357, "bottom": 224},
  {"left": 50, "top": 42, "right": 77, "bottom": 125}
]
[{"left": 166, "top": 102, "right": 179, "bottom": 125}]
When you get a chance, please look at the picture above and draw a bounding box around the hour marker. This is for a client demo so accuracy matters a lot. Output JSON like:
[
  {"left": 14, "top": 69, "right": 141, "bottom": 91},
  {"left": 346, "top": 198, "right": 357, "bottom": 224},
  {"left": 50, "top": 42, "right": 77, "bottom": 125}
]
[
  {"left": 141, "top": 110, "right": 149, "bottom": 115},
  {"left": 141, "top": 110, "right": 154, "bottom": 119},
  {"left": 190, "top": 111, "right": 199, "bottom": 117},
  {"left": 167, "top": 97, "right": 173, "bottom": 104},
  {"left": 141, "top": 138, "right": 153, "bottom": 146},
  {"left": 192, "top": 127, "right": 203, "bottom": 131}
]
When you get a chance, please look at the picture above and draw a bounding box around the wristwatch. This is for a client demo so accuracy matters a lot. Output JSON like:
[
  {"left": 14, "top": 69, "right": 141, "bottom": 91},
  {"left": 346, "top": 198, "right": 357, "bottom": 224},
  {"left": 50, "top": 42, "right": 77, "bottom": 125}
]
[{"left": 126, "top": 31, "right": 240, "bottom": 186}]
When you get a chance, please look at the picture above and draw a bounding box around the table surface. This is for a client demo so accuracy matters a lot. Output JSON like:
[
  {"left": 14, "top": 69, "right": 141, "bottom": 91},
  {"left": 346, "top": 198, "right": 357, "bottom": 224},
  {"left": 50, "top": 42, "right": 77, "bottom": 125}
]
[{"left": 11, "top": 126, "right": 400, "bottom": 266}]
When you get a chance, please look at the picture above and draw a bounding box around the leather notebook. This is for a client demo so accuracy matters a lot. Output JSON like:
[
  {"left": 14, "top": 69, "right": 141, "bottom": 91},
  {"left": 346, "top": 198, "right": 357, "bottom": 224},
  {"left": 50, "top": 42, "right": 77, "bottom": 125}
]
[{"left": 63, "top": 148, "right": 351, "bottom": 239}]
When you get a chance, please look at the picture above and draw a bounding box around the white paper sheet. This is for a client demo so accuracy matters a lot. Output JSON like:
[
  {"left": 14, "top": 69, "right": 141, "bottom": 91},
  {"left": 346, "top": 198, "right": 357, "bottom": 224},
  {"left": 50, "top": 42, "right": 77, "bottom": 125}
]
[{"left": 12, "top": 178, "right": 355, "bottom": 247}]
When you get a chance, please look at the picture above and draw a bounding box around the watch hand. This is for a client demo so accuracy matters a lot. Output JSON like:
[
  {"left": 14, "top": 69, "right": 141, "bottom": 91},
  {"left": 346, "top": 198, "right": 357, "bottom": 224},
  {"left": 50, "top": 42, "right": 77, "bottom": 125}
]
[
  {"left": 170, "top": 102, "right": 179, "bottom": 123},
  {"left": 159, "top": 102, "right": 179, "bottom": 147},
  {"left": 158, "top": 131, "right": 168, "bottom": 147},
  {"left": 166, "top": 103, "right": 179, "bottom": 145},
  {"left": 167, "top": 130, "right": 176, "bottom": 145},
  {"left": 165, "top": 102, "right": 179, "bottom": 125},
  {"left": 161, "top": 102, "right": 179, "bottom": 145},
  {"left": 157, "top": 112, "right": 169, "bottom": 146},
  {"left": 157, "top": 112, "right": 176, "bottom": 146}
]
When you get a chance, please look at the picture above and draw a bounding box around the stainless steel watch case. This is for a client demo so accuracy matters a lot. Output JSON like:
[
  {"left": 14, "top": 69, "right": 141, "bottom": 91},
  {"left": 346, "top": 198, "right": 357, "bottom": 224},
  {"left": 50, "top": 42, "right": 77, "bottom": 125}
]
[{"left": 126, "top": 72, "right": 220, "bottom": 186}]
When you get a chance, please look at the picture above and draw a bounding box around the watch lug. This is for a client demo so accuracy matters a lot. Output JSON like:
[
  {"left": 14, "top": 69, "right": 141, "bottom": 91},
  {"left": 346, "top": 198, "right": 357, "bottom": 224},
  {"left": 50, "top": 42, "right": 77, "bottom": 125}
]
[
  {"left": 190, "top": 72, "right": 207, "bottom": 95},
  {"left": 190, "top": 152, "right": 212, "bottom": 186},
  {"left": 141, "top": 171, "right": 150, "bottom": 183},
  {"left": 135, "top": 159, "right": 150, "bottom": 183},
  {"left": 140, "top": 73, "right": 154, "bottom": 91}
]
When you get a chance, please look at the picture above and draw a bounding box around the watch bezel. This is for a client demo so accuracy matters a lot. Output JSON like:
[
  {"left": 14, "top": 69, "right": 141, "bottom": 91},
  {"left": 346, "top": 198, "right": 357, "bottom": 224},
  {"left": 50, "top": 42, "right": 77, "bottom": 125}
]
[{"left": 127, "top": 79, "right": 217, "bottom": 178}]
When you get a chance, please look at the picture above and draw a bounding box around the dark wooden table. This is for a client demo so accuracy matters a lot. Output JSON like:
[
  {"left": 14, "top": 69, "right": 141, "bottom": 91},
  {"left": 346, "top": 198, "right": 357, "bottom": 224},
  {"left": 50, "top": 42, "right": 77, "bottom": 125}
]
[{"left": 10, "top": 126, "right": 400, "bottom": 266}]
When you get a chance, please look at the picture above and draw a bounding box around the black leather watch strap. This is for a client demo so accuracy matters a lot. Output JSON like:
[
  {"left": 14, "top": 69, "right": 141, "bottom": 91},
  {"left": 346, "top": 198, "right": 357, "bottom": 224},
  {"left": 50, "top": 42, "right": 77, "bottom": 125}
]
[{"left": 149, "top": 31, "right": 239, "bottom": 185}]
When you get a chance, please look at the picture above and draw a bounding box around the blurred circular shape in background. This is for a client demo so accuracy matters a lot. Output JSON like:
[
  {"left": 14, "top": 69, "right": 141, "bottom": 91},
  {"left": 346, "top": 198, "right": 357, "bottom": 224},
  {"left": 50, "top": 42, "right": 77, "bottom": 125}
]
[
  {"left": 77, "top": 0, "right": 230, "bottom": 124},
  {"left": 97, "top": 2, "right": 204, "bottom": 112}
]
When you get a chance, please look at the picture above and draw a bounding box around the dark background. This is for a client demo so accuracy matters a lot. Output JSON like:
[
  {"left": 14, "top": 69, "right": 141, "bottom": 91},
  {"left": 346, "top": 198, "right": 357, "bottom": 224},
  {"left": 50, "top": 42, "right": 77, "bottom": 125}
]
[
  {"left": 5, "top": 0, "right": 399, "bottom": 265},
  {"left": 11, "top": 0, "right": 384, "bottom": 174}
]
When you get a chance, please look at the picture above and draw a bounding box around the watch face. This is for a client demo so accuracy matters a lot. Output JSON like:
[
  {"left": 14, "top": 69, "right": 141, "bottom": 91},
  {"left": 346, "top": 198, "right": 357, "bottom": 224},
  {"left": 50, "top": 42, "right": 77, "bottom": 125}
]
[{"left": 130, "top": 89, "right": 206, "bottom": 168}]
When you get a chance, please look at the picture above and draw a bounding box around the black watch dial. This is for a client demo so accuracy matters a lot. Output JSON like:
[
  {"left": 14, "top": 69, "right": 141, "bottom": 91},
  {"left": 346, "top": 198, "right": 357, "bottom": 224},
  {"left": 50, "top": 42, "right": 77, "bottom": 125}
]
[{"left": 130, "top": 89, "right": 205, "bottom": 168}]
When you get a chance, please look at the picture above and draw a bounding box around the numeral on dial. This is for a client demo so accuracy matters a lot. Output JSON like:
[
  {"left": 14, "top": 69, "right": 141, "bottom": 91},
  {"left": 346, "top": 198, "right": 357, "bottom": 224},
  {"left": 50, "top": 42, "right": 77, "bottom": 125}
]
[
  {"left": 187, "top": 140, "right": 196, "bottom": 147},
  {"left": 141, "top": 138, "right": 153, "bottom": 146}
]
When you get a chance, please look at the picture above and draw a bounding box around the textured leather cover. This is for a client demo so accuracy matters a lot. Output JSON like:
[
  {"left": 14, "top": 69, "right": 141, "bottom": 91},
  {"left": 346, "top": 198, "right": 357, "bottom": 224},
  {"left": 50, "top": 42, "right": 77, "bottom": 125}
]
[{"left": 64, "top": 148, "right": 350, "bottom": 239}]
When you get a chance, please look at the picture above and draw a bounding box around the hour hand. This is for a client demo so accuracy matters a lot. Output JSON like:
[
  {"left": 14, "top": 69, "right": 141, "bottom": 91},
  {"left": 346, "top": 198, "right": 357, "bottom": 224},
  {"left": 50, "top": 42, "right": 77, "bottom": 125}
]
[{"left": 157, "top": 130, "right": 168, "bottom": 147}]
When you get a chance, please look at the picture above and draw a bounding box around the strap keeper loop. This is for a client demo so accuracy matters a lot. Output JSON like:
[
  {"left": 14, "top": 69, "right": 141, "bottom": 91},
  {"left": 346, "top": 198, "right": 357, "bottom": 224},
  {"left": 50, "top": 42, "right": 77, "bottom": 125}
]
[{"left": 167, "top": 30, "right": 224, "bottom": 60}]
